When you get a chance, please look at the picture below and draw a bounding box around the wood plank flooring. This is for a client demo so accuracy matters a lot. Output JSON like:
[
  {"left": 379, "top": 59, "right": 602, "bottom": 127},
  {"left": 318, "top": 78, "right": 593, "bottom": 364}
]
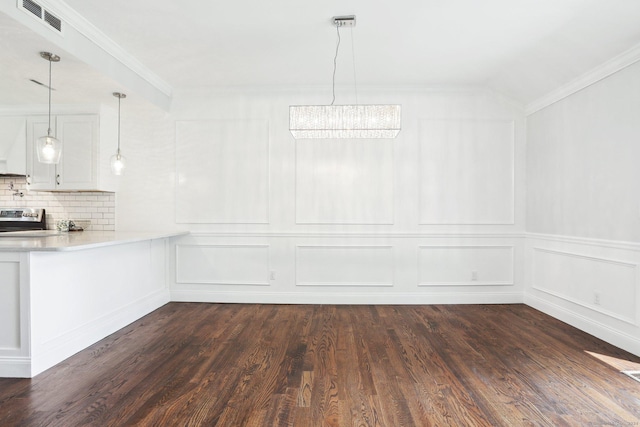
[{"left": 1, "top": 303, "right": 639, "bottom": 426}]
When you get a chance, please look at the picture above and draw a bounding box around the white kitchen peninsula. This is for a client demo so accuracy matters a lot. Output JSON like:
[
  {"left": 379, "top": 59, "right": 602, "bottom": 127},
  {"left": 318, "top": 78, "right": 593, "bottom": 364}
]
[{"left": 0, "top": 230, "right": 187, "bottom": 378}]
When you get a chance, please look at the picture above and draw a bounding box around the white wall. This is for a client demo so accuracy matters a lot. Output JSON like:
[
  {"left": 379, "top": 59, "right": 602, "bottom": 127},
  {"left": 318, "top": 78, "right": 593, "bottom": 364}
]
[
  {"left": 527, "top": 61, "right": 640, "bottom": 243},
  {"left": 117, "top": 87, "right": 527, "bottom": 304},
  {"left": 525, "top": 61, "right": 640, "bottom": 356}
]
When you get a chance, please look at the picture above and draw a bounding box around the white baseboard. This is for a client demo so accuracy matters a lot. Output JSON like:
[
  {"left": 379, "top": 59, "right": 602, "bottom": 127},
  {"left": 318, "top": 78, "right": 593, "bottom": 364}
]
[
  {"left": 524, "top": 292, "right": 640, "bottom": 357},
  {"left": 170, "top": 290, "right": 523, "bottom": 305},
  {"left": 0, "top": 357, "right": 31, "bottom": 378},
  {"left": 30, "top": 289, "right": 170, "bottom": 377}
]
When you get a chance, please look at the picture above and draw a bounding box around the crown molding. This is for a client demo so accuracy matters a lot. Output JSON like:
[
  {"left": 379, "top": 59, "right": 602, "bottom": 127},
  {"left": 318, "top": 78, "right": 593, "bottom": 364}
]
[
  {"left": 525, "top": 41, "right": 640, "bottom": 116},
  {"left": 35, "top": 0, "right": 173, "bottom": 98}
]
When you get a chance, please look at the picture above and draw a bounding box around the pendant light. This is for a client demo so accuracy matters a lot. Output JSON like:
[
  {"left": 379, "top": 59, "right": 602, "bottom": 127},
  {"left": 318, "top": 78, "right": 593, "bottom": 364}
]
[
  {"left": 37, "top": 52, "right": 62, "bottom": 164},
  {"left": 289, "top": 16, "right": 401, "bottom": 139},
  {"left": 110, "top": 92, "right": 127, "bottom": 175}
]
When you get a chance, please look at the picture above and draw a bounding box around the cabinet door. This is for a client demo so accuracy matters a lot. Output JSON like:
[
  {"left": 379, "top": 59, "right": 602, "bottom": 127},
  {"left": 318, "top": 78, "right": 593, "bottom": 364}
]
[
  {"left": 56, "top": 115, "right": 98, "bottom": 190},
  {"left": 0, "top": 116, "right": 27, "bottom": 175},
  {"left": 26, "top": 116, "right": 56, "bottom": 190}
]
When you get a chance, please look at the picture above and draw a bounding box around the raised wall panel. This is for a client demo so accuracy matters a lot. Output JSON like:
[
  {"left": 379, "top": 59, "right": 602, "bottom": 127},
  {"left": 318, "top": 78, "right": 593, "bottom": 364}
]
[
  {"left": 419, "top": 119, "right": 515, "bottom": 224},
  {"left": 175, "top": 120, "right": 270, "bottom": 224},
  {"left": 418, "top": 246, "right": 514, "bottom": 286},
  {"left": 0, "top": 260, "right": 20, "bottom": 350},
  {"left": 532, "top": 248, "right": 637, "bottom": 324},
  {"left": 295, "top": 139, "right": 393, "bottom": 224},
  {"left": 176, "top": 244, "right": 270, "bottom": 286},
  {"left": 296, "top": 245, "right": 394, "bottom": 286}
]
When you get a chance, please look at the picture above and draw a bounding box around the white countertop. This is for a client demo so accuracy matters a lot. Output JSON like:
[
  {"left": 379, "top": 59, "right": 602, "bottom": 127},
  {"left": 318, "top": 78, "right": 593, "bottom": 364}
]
[{"left": 0, "top": 230, "right": 188, "bottom": 251}]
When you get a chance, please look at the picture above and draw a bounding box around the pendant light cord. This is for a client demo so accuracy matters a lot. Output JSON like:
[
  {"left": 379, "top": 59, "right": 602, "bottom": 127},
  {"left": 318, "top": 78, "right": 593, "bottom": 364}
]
[
  {"left": 350, "top": 27, "right": 358, "bottom": 105},
  {"left": 47, "top": 57, "right": 52, "bottom": 136},
  {"left": 331, "top": 23, "right": 341, "bottom": 106},
  {"left": 117, "top": 95, "right": 121, "bottom": 154}
]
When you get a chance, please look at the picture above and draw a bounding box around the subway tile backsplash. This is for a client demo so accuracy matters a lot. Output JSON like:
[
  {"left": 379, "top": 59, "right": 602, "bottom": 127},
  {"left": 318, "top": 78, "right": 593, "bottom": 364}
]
[{"left": 0, "top": 177, "right": 115, "bottom": 231}]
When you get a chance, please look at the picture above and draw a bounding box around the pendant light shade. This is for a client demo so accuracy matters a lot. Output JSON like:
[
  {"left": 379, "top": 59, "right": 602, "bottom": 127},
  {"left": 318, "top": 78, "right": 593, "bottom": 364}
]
[
  {"left": 289, "top": 16, "right": 401, "bottom": 139},
  {"left": 36, "top": 134, "right": 62, "bottom": 164},
  {"left": 38, "top": 52, "right": 62, "bottom": 164},
  {"left": 110, "top": 92, "right": 127, "bottom": 175}
]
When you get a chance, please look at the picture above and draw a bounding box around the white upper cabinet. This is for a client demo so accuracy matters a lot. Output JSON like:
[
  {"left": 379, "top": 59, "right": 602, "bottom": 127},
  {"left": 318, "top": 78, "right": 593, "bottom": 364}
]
[
  {"left": 0, "top": 116, "right": 27, "bottom": 176},
  {"left": 26, "top": 108, "right": 118, "bottom": 192}
]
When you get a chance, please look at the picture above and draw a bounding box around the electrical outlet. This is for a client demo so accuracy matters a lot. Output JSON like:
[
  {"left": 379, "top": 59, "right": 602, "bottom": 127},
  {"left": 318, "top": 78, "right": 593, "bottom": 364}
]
[
  {"left": 269, "top": 271, "right": 276, "bottom": 281},
  {"left": 471, "top": 271, "right": 478, "bottom": 281},
  {"left": 594, "top": 292, "right": 601, "bottom": 305}
]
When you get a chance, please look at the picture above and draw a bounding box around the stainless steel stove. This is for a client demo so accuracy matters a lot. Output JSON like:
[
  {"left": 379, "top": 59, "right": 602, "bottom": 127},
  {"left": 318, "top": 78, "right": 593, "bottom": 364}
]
[{"left": 0, "top": 208, "right": 47, "bottom": 232}]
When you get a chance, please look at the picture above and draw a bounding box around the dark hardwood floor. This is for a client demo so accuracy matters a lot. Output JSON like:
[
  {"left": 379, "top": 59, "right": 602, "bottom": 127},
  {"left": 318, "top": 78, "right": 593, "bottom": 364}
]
[{"left": 1, "top": 303, "right": 639, "bottom": 426}]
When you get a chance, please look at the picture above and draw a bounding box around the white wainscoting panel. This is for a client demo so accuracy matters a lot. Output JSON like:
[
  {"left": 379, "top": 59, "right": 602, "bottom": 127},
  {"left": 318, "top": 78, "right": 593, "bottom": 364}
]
[
  {"left": 418, "top": 245, "right": 514, "bottom": 286},
  {"left": 532, "top": 247, "right": 637, "bottom": 324},
  {"left": 419, "top": 119, "right": 515, "bottom": 224},
  {"left": 175, "top": 119, "right": 270, "bottom": 224},
  {"left": 0, "top": 258, "right": 20, "bottom": 350},
  {"left": 295, "top": 139, "right": 394, "bottom": 224},
  {"left": 296, "top": 245, "right": 394, "bottom": 287},
  {"left": 176, "top": 244, "right": 270, "bottom": 286}
]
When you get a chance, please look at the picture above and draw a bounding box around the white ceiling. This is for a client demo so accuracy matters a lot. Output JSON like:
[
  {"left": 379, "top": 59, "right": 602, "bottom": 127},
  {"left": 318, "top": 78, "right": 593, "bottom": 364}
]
[{"left": 3, "top": 0, "right": 640, "bottom": 107}]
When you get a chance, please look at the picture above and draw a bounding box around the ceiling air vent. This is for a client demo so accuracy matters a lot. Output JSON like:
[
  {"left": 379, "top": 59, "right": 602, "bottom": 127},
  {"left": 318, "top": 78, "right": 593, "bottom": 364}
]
[
  {"left": 19, "top": 0, "right": 63, "bottom": 34},
  {"left": 22, "top": 0, "right": 41, "bottom": 17},
  {"left": 44, "top": 11, "right": 61, "bottom": 32}
]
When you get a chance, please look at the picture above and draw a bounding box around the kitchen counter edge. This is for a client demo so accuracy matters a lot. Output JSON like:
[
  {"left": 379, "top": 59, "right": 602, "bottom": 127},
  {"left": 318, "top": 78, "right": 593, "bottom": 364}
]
[{"left": 0, "top": 231, "right": 189, "bottom": 252}]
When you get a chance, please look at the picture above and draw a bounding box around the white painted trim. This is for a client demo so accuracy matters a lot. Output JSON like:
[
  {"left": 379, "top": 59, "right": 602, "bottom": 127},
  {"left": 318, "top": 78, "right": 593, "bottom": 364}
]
[
  {"left": 0, "top": 357, "right": 31, "bottom": 378},
  {"left": 417, "top": 244, "right": 516, "bottom": 286},
  {"left": 296, "top": 282, "right": 394, "bottom": 287},
  {"left": 418, "top": 281, "right": 513, "bottom": 287},
  {"left": 524, "top": 292, "right": 640, "bottom": 358},
  {"left": 32, "top": 0, "right": 173, "bottom": 98},
  {"left": 170, "top": 290, "right": 523, "bottom": 305},
  {"left": 526, "top": 41, "right": 640, "bottom": 115},
  {"left": 30, "top": 288, "right": 169, "bottom": 377},
  {"left": 417, "top": 119, "right": 517, "bottom": 226},
  {"left": 530, "top": 247, "right": 638, "bottom": 325},
  {"left": 532, "top": 247, "right": 637, "bottom": 269},
  {"left": 527, "top": 232, "right": 640, "bottom": 252},
  {"left": 295, "top": 245, "right": 395, "bottom": 288},
  {"left": 184, "top": 232, "right": 526, "bottom": 239},
  {"left": 531, "top": 286, "right": 637, "bottom": 327},
  {"left": 293, "top": 137, "right": 395, "bottom": 226},
  {"left": 175, "top": 244, "right": 271, "bottom": 286}
]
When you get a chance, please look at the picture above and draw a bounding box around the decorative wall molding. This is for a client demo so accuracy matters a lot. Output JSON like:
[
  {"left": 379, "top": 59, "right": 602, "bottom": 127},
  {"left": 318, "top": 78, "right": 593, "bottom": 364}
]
[
  {"left": 526, "top": 41, "right": 640, "bottom": 115},
  {"left": 295, "top": 245, "right": 395, "bottom": 287},
  {"left": 176, "top": 119, "right": 270, "bottom": 224},
  {"left": 531, "top": 247, "right": 637, "bottom": 325},
  {"left": 418, "top": 245, "right": 515, "bottom": 286},
  {"left": 418, "top": 119, "right": 516, "bottom": 225},
  {"left": 532, "top": 286, "right": 637, "bottom": 327},
  {"left": 294, "top": 138, "right": 394, "bottom": 225},
  {"left": 527, "top": 232, "right": 640, "bottom": 252},
  {"left": 176, "top": 244, "right": 271, "bottom": 286}
]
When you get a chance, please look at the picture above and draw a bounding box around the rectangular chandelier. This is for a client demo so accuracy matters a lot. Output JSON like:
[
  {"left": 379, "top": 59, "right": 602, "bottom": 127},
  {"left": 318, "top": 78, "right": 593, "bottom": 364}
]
[{"left": 289, "top": 105, "right": 402, "bottom": 139}]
